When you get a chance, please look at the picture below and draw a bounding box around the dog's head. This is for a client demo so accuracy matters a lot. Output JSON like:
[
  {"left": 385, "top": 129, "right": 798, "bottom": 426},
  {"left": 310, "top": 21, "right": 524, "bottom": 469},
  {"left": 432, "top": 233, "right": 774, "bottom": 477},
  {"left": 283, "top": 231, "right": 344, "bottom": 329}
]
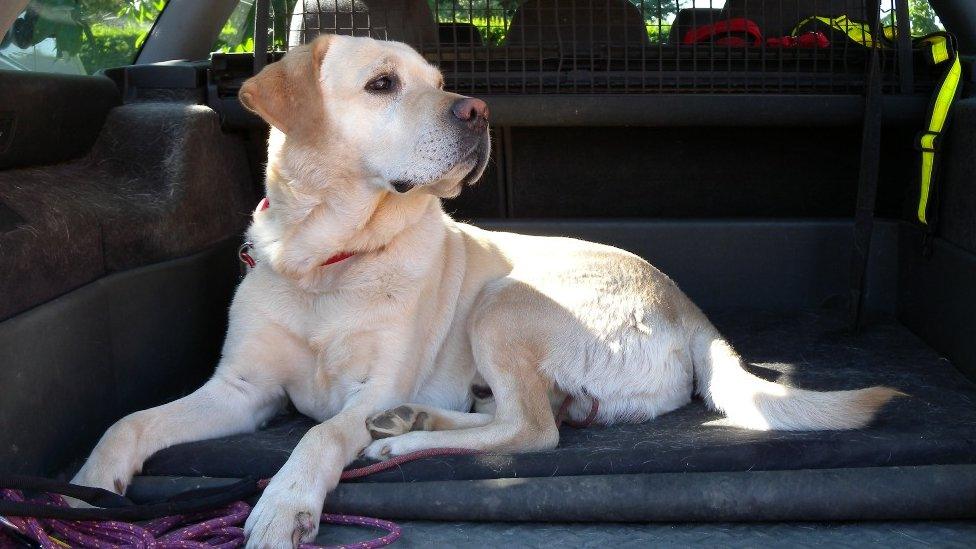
[{"left": 239, "top": 35, "right": 490, "bottom": 198}]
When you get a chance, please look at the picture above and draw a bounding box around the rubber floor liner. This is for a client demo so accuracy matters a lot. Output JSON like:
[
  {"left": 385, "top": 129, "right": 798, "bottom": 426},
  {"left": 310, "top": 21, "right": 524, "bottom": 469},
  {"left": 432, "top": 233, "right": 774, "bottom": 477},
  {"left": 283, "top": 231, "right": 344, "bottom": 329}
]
[{"left": 143, "top": 310, "right": 976, "bottom": 491}]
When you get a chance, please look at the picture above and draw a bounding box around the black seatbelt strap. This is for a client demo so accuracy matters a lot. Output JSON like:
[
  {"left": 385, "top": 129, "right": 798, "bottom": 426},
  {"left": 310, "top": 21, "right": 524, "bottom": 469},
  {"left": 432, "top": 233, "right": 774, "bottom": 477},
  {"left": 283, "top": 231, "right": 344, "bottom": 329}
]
[{"left": 847, "top": 40, "right": 884, "bottom": 332}]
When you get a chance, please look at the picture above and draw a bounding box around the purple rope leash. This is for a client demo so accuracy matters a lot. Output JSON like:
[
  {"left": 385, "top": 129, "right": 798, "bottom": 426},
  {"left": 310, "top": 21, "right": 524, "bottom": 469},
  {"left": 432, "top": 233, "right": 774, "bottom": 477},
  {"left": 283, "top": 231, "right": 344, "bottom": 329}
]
[
  {"left": 0, "top": 489, "right": 400, "bottom": 548},
  {"left": 0, "top": 448, "right": 487, "bottom": 548}
]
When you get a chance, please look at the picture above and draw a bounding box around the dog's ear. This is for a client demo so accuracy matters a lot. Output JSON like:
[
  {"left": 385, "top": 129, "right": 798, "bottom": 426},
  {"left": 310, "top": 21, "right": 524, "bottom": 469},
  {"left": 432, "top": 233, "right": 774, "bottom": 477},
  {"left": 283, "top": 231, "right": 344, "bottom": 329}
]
[
  {"left": 239, "top": 36, "right": 331, "bottom": 134},
  {"left": 239, "top": 61, "right": 291, "bottom": 132}
]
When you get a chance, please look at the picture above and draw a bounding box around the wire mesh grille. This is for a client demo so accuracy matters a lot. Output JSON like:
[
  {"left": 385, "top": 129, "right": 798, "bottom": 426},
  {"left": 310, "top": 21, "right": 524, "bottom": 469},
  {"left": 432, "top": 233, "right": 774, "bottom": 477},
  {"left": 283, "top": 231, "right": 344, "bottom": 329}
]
[{"left": 271, "top": 1, "right": 929, "bottom": 95}]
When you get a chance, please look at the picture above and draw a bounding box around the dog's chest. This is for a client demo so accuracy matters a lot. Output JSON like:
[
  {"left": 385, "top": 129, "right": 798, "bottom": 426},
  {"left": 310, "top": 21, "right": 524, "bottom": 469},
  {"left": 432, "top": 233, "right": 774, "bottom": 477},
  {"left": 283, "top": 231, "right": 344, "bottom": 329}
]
[
  {"left": 247, "top": 255, "right": 473, "bottom": 419},
  {"left": 286, "top": 311, "right": 473, "bottom": 420},
  {"left": 292, "top": 371, "right": 368, "bottom": 422},
  {"left": 284, "top": 331, "right": 378, "bottom": 421}
]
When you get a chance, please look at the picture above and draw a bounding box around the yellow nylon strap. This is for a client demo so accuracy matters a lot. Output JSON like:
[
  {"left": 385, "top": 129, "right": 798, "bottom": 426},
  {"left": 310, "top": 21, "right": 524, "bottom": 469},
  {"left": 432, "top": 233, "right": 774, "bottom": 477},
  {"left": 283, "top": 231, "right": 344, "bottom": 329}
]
[
  {"left": 917, "top": 36, "right": 962, "bottom": 223},
  {"left": 791, "top": 15, "right": 880, "bottom": 47},
  {"left": 788, "top": 17, "right": 960, "bottom": 225},
  {"left": 920, "top": 35, "right": 950, "bottom": 64}
]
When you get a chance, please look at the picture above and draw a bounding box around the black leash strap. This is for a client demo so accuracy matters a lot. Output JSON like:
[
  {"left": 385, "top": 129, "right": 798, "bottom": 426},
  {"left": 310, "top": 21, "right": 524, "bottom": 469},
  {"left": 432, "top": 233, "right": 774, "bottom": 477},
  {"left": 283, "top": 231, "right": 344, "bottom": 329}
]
[{"left": 0, "top": 475, "right": 259, "bottom": 521}]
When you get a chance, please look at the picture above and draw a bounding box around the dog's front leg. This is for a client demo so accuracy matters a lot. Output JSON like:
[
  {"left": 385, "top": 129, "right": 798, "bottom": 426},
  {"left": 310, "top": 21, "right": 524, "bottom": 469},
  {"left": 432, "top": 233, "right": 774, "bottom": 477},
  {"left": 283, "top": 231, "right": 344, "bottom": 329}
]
[
  {"left": 72, "top": 373, "right": 285, "bottom": 496},
  {"left": 243, "top": 394, "right": 398, "bottom": 548}
]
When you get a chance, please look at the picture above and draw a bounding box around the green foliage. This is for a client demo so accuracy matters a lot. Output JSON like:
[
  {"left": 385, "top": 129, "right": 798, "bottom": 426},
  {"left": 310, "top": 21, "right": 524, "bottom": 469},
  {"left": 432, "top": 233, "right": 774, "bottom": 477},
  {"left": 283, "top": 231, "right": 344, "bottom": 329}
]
[
  {"left": 213, "top": 0, "right": 684, "bottom": 51},
  {"left": 440, "top": 13, "right": 510, "bottom": 46},
  {"left": 116, "top": 0, "right": 167, "bottom": 24},
  {"left": 215, "top": 15, "right": 255, "bottom": 54},
  {"left": 907, "top": 0, "right": 941, "bottom": 36},
  {"left": 881, "top": 0, "right": 943, "bottom": 37},
  {"left": 11, "top": 0, "right": 947, "bottom": 70},
  {"left": 207, "top": 0, "right": 941, "bottom": 53},
  {"left": 214, "top": 0, "right": 299, "bottom": 53},
  {"left": 10, "top": 0, "right": 166, "bottom": 73},
  {"left": 80, "top": 21, "right": 147, "bottom": 73},
  {"left": 431, "top": 0, "right": 680, "bottom": 45}
]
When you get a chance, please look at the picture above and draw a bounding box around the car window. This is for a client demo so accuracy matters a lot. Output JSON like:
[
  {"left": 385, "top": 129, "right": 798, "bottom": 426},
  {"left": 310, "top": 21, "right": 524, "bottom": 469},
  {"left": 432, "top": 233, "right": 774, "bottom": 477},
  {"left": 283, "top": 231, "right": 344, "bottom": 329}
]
[
  {"left": 215, "top": 0, "right": 294, "bottom": 53},
  {"left": 215, "top": 0, "right": 258, "bottom": 53},
  {"left": 0, "top": 0, "right": 168, "bottom": 75},
  {"left": 213, "top": 0, "right": 946, "bottom": 54},
  {"left": 884, "top": 0, "right": 943, "bottom": 36}
]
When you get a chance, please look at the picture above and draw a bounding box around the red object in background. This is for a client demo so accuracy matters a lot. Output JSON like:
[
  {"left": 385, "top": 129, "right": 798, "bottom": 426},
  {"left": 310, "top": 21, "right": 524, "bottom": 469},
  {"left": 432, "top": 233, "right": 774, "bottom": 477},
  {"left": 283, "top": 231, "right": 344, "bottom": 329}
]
[
  {"left": 767, "top": 31, "right": 831, "bottom": 49},
  {"left": 684, "top": 19, "right": 829, "bottom": 49},
  {"left": 683, "top": 18, "right": 763, "bottom": 47}
]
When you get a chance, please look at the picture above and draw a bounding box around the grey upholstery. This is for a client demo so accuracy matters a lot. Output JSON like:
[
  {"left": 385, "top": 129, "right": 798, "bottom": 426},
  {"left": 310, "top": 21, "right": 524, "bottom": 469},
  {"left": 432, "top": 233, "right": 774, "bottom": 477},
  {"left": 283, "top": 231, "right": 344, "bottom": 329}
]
[
  {"left": 0, "top": 193, "right": 105, "bottom": 322},
  {"left": 288, "top": 0, "right": 438, "bottom": 49},
  {"left": 940, "top": 98, "right": 976, "bottom": 253},
  {"left": 506, "top": 0, "right": 650, "bottom": 49},
  {"left": 0, "top": 103, "right": 255, "bottom": 320}
]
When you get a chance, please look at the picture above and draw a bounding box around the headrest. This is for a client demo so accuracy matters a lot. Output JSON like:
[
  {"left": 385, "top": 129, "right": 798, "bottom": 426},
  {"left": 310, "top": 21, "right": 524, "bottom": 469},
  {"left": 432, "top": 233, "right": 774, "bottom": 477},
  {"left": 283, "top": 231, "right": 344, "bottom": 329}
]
[{"left": 506, "top": 0, "right": 650, "bottom": 48}]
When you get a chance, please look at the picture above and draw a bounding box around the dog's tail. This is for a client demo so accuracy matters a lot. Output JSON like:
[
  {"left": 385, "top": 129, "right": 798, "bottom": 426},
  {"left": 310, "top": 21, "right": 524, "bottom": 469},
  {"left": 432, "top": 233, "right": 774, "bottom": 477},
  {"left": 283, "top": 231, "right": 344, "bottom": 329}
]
[{"left": 690, "top": 324, "right": 902, "bottom": 430}]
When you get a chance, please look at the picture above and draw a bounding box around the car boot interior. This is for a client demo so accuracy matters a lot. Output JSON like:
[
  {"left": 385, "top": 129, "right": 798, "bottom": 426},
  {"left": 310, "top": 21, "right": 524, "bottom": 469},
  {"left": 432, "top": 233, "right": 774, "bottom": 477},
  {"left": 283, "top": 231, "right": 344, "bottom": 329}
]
[{"left": 2, "top": 0, "right": 975, "bottom": 529}]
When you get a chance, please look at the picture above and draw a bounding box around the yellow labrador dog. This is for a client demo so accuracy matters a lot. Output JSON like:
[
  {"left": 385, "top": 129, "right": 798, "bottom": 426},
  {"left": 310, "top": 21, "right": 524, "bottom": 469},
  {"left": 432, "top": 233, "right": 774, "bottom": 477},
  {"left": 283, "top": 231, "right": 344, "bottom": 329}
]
[{"left": 72, "top": 35, "right": 899, "bottom": 547}]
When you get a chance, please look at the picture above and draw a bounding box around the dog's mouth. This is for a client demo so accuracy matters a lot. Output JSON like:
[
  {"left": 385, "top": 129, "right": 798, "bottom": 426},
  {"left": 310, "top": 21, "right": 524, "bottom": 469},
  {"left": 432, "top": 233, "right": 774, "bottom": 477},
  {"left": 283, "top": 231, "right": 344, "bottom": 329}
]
[
  {"left": 460, "top": 134, "right": 490, "bottom": 186},
  {"left": 390, "top": 180, "right": 416, "bottom": 193},
  {"left": 389, "top": 133, "right": 490, "bottom": 194}
]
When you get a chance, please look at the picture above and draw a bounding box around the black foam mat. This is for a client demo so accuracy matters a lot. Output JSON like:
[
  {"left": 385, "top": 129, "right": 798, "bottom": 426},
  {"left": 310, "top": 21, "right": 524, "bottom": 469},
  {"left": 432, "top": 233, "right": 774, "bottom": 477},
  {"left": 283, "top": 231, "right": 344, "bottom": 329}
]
[{"left": 143, "top": 310, "right": 976, "bottom": 482}]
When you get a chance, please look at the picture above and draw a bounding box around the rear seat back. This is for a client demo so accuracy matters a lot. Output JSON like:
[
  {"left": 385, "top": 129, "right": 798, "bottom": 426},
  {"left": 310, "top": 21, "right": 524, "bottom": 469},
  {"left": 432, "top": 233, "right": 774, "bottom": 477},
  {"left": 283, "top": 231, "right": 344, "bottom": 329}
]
[
  {"left": 506, "top": 0, "right": 650, "bottom": 50},
  {"left": 0, "top": 103, "right": 254, "bottom": 320},
  {"left": 0, "top": 72, "right": 118, "bottom": 170},
  {"left": 288, "top": 0, "right": 438, "bottom": 49}
]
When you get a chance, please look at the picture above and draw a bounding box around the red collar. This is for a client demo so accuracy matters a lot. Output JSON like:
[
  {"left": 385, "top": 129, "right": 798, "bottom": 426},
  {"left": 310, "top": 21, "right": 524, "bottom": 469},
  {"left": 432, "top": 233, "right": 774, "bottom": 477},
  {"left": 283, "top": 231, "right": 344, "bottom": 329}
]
[
  {"left": 322, "top": 251, "right": 355, "bottom": 266},
  {"left": 240, "top": 198, "right": 356, "bottom": 270}
]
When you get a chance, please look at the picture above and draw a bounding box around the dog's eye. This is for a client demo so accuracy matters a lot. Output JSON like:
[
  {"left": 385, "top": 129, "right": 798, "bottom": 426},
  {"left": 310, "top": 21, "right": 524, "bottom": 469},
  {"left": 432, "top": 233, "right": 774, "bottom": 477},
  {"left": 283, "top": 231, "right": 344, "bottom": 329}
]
[{"left": 366, "top": 75, "right": 396, "bottom": 93}]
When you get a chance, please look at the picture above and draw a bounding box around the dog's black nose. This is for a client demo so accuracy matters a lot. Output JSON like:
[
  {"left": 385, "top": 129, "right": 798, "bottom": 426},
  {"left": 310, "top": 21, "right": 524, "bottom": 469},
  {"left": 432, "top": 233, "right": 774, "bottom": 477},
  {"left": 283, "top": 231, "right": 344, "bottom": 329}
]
[{"left": 452, "top": 97, "right": 489, "bottom": 131}]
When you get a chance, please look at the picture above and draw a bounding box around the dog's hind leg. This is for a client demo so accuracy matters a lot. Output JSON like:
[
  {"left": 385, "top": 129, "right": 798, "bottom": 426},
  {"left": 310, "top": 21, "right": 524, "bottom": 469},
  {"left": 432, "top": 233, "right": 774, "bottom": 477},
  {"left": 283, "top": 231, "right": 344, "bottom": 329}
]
[
  {"left": 364, "top": 279, "right": 559, "bottom": 459},
  {"left": 366, "top": 404, "right": 493, "bottom": 439}
]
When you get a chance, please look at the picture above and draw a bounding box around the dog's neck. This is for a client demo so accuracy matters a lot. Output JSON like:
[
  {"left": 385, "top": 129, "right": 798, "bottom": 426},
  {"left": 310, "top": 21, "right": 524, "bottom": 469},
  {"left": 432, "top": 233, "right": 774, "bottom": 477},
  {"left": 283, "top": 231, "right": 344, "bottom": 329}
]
[{"left": 247, "top": 167, "right": 445, "bottom": 290}]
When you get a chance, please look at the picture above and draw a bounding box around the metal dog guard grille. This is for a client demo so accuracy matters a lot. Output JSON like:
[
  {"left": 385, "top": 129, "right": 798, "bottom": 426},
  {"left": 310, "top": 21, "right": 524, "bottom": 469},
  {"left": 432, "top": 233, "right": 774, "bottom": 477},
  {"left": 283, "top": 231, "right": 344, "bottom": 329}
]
[{"left": 263, "top": 1, "right": 931, "bottom": 96}]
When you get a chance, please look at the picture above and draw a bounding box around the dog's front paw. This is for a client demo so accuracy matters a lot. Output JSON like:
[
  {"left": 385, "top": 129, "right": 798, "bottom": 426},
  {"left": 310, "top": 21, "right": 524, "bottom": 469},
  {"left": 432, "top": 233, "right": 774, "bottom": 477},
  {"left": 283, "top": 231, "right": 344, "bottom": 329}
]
[
  {"left": 244, "top": 477, "right": 322, "bottom": 549},
  {"left": 71, "top": 460, "right": 135, "bottom": 497},
  {"left": 71, "top": 422, "right": 143, "bottom": 498},
  {"left": 366, "top": 405, "right": 431, "bottom": 440}
]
